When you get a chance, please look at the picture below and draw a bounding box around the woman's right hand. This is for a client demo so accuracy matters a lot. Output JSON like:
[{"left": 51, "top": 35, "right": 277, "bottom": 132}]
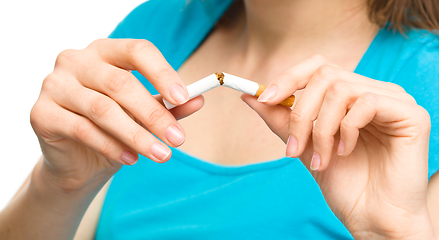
[{"left": 30, "top": 39, "right": 203, "bottom": 193}]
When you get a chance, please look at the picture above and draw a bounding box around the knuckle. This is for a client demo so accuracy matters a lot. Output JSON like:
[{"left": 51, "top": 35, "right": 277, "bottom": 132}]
[
  {"left": 277, "top": 70, "right": 299, "bottom": 87},
  {"left": 72, "top": 121, "right": 92, "bottom": 141},
  {"left": 42, "top": 73, "right": 55, "bottom": 84},
  {"left": 417, "top": 107, "right": 431, "bottom": 125},
  {"left": 152, "top": 67, "right": 175, "bottom": 82},
  {"left": 308, "top": 53, "right": 328, "bottom": 64},
  {"left": 144, "top": 107, "right": 167, "bottom": 124},
  {"left": 386, "top": 82, "right": 406, "bottom": 93},
  {"left": 41, "top": 73, "right": 58, "bottom": 91},
  {"left": 30, "top": 102, "right": 56, "bottom": 140},
  {"left": 359, "top": 92, "right": 377, "bottom": 106},
  {"left": 30, "top": 101, "right": 66, "bottom": 142},
  {"left": 88, "top": 38, "right": 107, "bottom": 48},
  {"left": 105, "top": 71, "right": 132, "bottom": 94},
  {"left": 126, "top": 39, "right": 154, "bottom": 55},
  {"left": 340, "top": 118, "right": 352, "bottom": 130},
  {"left": 309, "top": 75, "right": 326, "bottom": 86},
  {"left": 127, "top": 128, "right": 144, "bottom": 148},
  {"left": 328, "top": 81, "right": 352, "bottom": 96},
  {"left": 89, "top": 97, "right": 113, "bottom": 119},
  {"left": 55, "top": 49, "right": 78, "bottom": 66},
  {"left": 315, "top": 65, "right": 339, "bottom": 79},
  {"left": 30, "top": 103, "right": 44, "bottom": 130},
  {"left": 100, "top": 139, "right": 113, "bottom": 157},
  {"left": 404, "top": 94, "right": 417, "bottom": 104},
  {"left": 290, "top": 108, "right": 306, "bottom": 124},
  {"left": 312, "top": 127, "right": 326, "bottom": 143},
  {"left": 277, "top": 71, "right": 292, "bottom": 81},
  {"left": 408, "top": 106, "right": 431, "bottom": 136}
]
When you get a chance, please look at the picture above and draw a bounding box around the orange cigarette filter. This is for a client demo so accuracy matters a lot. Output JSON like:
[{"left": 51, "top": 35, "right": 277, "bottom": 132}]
[{"left": 256, "top": 85, "right": 295, "bottom": 107}]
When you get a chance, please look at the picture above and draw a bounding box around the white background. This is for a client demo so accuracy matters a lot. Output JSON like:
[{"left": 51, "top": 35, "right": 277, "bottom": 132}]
[{"left": 0, "top": 0, "right": 146, "bottom": 210}]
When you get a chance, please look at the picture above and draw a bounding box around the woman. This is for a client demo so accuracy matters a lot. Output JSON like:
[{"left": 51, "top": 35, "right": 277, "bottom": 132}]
[{"left": 1, "top": 0, "right": 439, "bottom": 239}]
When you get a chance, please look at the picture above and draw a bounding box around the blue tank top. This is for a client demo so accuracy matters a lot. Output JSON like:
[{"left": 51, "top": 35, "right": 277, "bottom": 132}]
[{"left": 96, "top": 1, "right": 439, "bottom": 239}]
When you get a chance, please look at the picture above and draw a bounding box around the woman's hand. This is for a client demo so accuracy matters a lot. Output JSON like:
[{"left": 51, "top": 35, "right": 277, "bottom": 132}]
[
  {"left": 30, "top": 39, "right": 204, "bottom": 193},
  {"left": 241, "top": 54, "right": 436, "bottom": 239}
]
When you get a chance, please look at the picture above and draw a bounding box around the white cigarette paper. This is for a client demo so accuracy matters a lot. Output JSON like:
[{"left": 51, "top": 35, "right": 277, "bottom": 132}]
[
  {"left": 222, "top": 73, "right": 259, "bottom": 96},
  {"left": 163, "top": 74, "right": 220, "bottom": 109},
  {"left": 164, "top": 72, "right": 260, "bottom": 110}
]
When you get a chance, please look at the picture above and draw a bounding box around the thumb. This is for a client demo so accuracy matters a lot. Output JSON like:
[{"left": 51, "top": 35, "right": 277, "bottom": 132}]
[
  {"left": 240, "top": 93, "right": 290, "bottom": 143},
  {"left": 154, "top": 95, "right": 204, "bottom": 120}
]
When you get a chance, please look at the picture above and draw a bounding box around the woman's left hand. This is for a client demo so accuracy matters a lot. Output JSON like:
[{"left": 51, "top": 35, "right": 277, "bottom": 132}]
[{"left": 241, "top": 54, "right": 436, "bottom": 239}]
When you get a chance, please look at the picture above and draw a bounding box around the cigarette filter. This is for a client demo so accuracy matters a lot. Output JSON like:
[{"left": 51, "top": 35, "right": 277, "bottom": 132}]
[{"left": 222, "top": 73, "right": 295, "bottom": 107}]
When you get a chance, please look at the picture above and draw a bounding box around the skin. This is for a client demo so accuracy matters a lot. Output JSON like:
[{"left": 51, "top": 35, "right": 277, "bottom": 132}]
[{"left": 0, "top": 0, "right": 438, "bottom": 239}]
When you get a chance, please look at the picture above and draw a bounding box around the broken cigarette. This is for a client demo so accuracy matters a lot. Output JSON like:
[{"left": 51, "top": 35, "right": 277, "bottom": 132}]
[{"left": 163, "top": 72, "right": 295, "bottom": 109}]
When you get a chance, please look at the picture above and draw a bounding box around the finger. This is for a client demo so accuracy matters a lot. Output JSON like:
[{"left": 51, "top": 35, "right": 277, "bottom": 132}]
[
  {"left": 257, "top": 54, "right": 339, "bottom": 104},
  {"left": 51, "top": 81, "right": 174, "bottom": 163},
  {"left": 90, "top": 38, "right": 188, "bottom": 105},
  {"left": 159, "top": 95, "right": 204, "bottom": 120},
  {"left": 261, "top": 56, "right": 406, "bottom": 105},
  {"left": 286, "top": 68, "right": 341, "bottom": 159},
  {"left": 288, "top": 68, "right": 413, "bottom": 160},
  {"left": 241, "top": 93, "right": 291, "bottom": 142},
  {"left": 75, "top": 64, "right": 186, "bottom": 148},
  {"left": 31, "top": 98, "right": 135, "bottom": 166},
  {"left": 339, "top": 92, "right": 430, "bottom": 157},
  {"left": 309, "top": 81, "right": 412, "bottom": 171}
]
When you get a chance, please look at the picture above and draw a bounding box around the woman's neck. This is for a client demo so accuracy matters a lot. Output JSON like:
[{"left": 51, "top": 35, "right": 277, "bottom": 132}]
[{"left": 225, "top": 0, "right": 379, "bottom": 76}]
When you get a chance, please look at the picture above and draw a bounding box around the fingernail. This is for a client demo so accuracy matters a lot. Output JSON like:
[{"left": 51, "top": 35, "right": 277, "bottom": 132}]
[
  {"left": 310, "top": 152, "right": 321, "bottom": 171},
  {"left": 337, "top": 140, "right": 345, "bottom": 156},
  {"left": 286, "top": 136, "right": 297, "bottom": 157},
  {"left": 150, "top": 143, "right": 171, "bottom": 162},
  {"left": 169, "top": 84, "right": 188, "bottom": 105},
  {"left": 165, "top": 125, "right": 185, "bottom": 146},
  {"left": 121, "top": 151, "right": 138, "bottom": 165},
  {"left": 258, "top": 85, "right": 278, "bottom": 102}
]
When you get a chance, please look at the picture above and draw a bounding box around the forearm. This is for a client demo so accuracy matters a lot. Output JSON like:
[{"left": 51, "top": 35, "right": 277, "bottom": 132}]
[{"left": 0, "top": 159, "right": 107, "bottom": 240}]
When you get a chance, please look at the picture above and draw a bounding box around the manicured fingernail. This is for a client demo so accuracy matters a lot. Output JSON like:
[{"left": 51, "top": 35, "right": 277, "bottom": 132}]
[
  {"left": 150, "top": 143, "right": 171, "bottom": 162},
  {"left": 121, "top": 151, "right": 138, "bottom": 165},
  {"left": 337, "top": 140, "right": 345, "bottom": 156},
  {"left": 258, "top": 85, "right": 278, "bottom": 102},
  {"left": 286, "top": 136, "right": 297, "bottom": 157},
  {"left": 310, "top": 152, "right": 321, "bottom": 171},
  {"left": 169, "top": 84, "right": 188, "bottom": 105},
  {"left": 165, "top": 125, "right": 185, "bottom": 146}
]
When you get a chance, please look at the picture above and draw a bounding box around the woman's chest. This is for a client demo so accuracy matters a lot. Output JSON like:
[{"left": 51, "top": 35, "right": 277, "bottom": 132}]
[
  {"left": 176, "top": 55, "right": 286, "bottom": 165},
  {"left": 175, "top": 73, "right": 286, "bottom": 165}
]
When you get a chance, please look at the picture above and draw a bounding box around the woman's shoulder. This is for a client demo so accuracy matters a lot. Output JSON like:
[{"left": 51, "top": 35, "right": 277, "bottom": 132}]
[
  {"left": 108, "top": 0, "right": 189, "bottom": 40},
  {"left": 108, "top": 0, "right": 233, "bottom": 40},
  {"left": 402, "top": 29, "right": 439, "bottom": 70},
  {"left": 360, "top": 28, "right": 438, "bottom": 84},
  {"left": 108, "top": 0, "right": 233, "bottom": 69},
  {"left": 392, "top": 29, "right": 439, "bottom": 91},
  {"left": 405, "top": 29, "right": 439, "bottom": 45}
]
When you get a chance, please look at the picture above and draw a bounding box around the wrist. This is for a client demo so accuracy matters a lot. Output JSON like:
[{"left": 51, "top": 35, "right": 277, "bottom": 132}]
[
  {"left": 33, "top": 157, "right": 111, "bottom": 195},
  {"left": 351, "top": 212, "right": 437, "bottom": 240},
  {"left": 353, "top": 230, "right": 436, "bottom": 240}
]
